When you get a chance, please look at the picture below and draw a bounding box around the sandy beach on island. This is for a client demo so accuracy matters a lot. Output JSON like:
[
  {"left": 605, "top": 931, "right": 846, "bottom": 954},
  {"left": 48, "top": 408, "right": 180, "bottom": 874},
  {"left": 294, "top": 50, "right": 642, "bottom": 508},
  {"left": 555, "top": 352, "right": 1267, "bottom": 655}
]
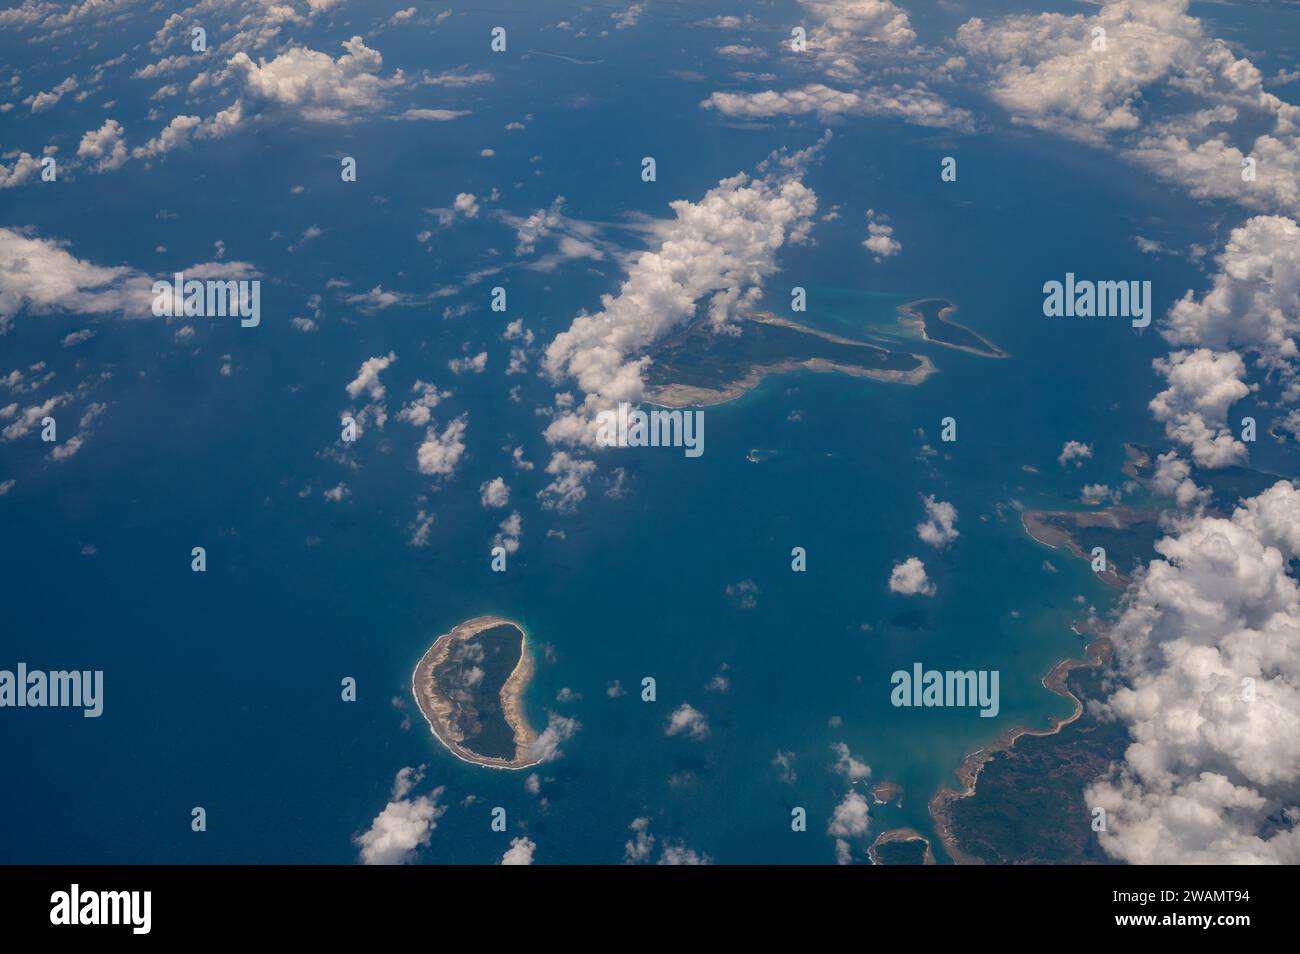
[
  {"left": 927, "top": 637, "right": 1112, "bottom": 864},
  {"left": 411, "top": 615, "right": 541, "bottom": 771}
]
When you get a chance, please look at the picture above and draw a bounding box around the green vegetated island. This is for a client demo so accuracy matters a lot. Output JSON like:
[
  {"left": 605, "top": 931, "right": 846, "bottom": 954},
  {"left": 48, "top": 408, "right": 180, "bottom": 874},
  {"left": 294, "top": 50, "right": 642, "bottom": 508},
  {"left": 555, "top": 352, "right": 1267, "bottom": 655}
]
[
  {"left": 412, "top": 615, "right": 540, "bottom": 770},
  {"left": 1022, "top": 443, "right": 1289, "bottom": 587},
  {"left": 932, "top": 443, "right": 1295, "bottom": 863},
  {"left": 869, "top": 828, "right": 937, "bottom": 865},
  {"left": 644, "top": 312, "right": 936, "bottom": 407},
  {"left": 643, "top": 299, "right": 1007, "bottom": 409}
]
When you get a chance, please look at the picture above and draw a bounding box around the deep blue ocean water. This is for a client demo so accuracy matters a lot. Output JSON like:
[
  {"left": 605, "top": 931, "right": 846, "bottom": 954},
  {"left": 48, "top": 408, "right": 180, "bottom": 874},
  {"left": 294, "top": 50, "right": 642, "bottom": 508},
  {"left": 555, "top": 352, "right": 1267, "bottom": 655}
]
[{"left": 3, "top": 0, "right": 1297, "bottom": 863}]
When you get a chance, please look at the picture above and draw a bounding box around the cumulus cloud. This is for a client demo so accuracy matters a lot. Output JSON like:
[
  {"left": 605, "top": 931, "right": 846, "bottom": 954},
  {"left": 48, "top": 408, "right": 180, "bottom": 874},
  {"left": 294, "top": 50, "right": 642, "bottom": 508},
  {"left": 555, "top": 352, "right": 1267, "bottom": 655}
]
[
  {"left": 396, "top": 381, "right": 448, "bottom": 427},
  {"left": 1058, "top": 440, "right": 1094, "bottom": 468},
  {"left": 1149, "top": 349, "right": 1250, "bottom": 468},
  {"left": 346, "top": 352, "right": 397, "bottom": 401},
  {"left": 448, "top": 351, "right": 487, "bottom": 375},
  {"left": 416, "top": 414, "right": 468, "bottom": 478},
  {"left": 1086, "top": 480, "right": 1300, "bottom": 864},
  {"left": 480, "top": 477, "right": 510, "bottom": 508},
  {"left": 623, "top": 816, "right": 655, "bottom": 863},
  {"left": 432, "top": 192, "right": 480, "bottom": 226},
  {"left": 666, "top": 703, "right": 710, "bottom": 741},
  {"left": 659, "top": 844, "right": 711, "bottom": 865},
  {"left": 830, "top": 742, "right": 871, "bottom": 783},
  {"left": 1151, "top": 451, "right": 1208, "bottom": 509},
  {"left": 28, "top": 74, "right": 76, "bottom": 113},
  {"left": 493, "top": 510, "right": 521, "bottom": 555},
  {"left": 1163, "top": 216, "right": 1300, "bottom": 402},
  {"left": 862, "top": 209, "right": 901, "bottom": 261},
  {"left": 226, "top": 36, "right": 405, "bottom": 122},
  {"left": 524, "top": 712, "right": 580, "bottom": 763},
  {"left": 0, "top": 151, "right": 46, "bottom": 189},
  {"left": 543, "top": 134, "right": 829, "bottom": 449},
  {"left": 77, "top": 119, "right": 127, "bottom": 172},
  {"left": 889, "top": 556, "right": 935, "bottom": 596},
  {"left": 700, "top": 1, "right": 970, "bottom": 131},
  {"left": 354, "top": 766, "right": 447, "bottom": 865},
  {"left": 537, "top": 451, "right": 596, "bottom": 513},
  {"left": 500, "top": 836, "right": 535, "bottom": 865},
  {"left": 827, "top": 789, "right": 872, "bottom": 863},
  {"left": 0, "top": 227, "right": 174, "bottom": 331},
  {"left": 622, "top": 816, "right": 711, "bottom": 864},
  {"left": 956, "top": 0, "right": 1300, "bottom": 214},
  {"left": 916, "top": 495, "right": 958, "bottom": 547}
]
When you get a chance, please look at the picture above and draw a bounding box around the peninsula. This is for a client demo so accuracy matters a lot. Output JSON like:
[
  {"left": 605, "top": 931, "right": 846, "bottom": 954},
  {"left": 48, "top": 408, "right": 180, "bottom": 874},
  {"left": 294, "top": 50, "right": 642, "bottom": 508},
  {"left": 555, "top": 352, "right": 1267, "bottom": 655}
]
[
  {"left": 644, "top": 312, "right": 935, "bottom": 408},
  {"left": 897, "top": 299, "right": 1007, "bottom": 359},
  {"left": 411, "top": 615, "right": 540, "bottom": 770}
]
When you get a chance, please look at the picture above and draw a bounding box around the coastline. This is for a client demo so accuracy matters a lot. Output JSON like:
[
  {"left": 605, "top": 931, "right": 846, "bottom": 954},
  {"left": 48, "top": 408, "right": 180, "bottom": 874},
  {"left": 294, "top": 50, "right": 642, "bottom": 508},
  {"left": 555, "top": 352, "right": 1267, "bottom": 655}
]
[
  {"left": 927, "top": 637, "right": 1112, "bottom": 865},
  {"left": 1021, "top": 507, "right": 1153, "bottom": 588},
  {"left": 645, "top": 313, "right": 938, "bottom": 409},
  {"left": 868, "top": 827, "right": 936, "bottom": 865},
  {"left": 897, "top": 299, "right": 1009, "bottom": 359},
  {"left": 411, "top": 615, "right": 541, "bottom": 771}
]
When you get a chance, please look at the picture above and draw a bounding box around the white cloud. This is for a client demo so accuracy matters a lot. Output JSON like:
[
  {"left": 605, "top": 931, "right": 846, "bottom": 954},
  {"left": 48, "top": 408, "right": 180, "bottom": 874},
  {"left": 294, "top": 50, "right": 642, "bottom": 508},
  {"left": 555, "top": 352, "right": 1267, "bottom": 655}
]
[
  {"left": 1151, "top": 451, "right": 1207, "bottom": 509},
  {"left": 955, "top": 0, "right": 1300, "bottom": 215},
  {"left": 493, "top": 510, "right": 521, "bottom": 555},
  {"left": 396, "top": 380, "right": 449, "bottom": 427},
  {"left": 524, "top": 712, "right": 580, "bottom": 763},
  {"left": 889, "top": 556, "right": 935, "bottom": 596},
  {"left": 1058, "top": 440, "right": 1094, "bottom": 467},
  {"left": 395, "top": 108, "right": 469, "bottom": 121},
  {"left": 862, "top": 209, "right": 901, "bottom": 261},
  {"left": 828, "top": 790, "right": 871, "bottom": 839},
  {"left": 448, "top": 351, "right": 487, "bottom": 375},
  {"left": 666, "top": 703, "right": 710, "bottom": 741},
  {"left": 408, "top": 509, "right": 434, "bottom": 547},
  {"left": 830, "top": 742, "right": 871, "bottom": 782},
  {"left": 345, "top": 352, "right": 396, "bottom": 401},
  {"left": 1163, "top": 216, "right": 1300, "bottom": 402},
  {"left": 0, "top": 151, "right": 45, "bottom": 189},
  {"left": 1149, "top": 348, "right": 1250, "bottom": 468},
  {"left": 354, "top": 766, "right": 447, "bottom": 865},
  {"left": 612, "top": 3, "right": 645, "bottom": 30},
  {"left": 537, "top": 451, "right": 596, "bottom": 512},
  {"left": 500, "top": 836, "right": 535, "bottom": 865},
  {"left": 0, "top": 227, "right": 157, "bottom": 332},
  {"left": 717, "top": 45, "right": 766, "bottom": 59},
  {"left": 77, "top": 119, "right": 127, "bottom": 172},
  {"left": 623, "top": 816, "right": 655, "bottom": 863},
  {"left": 480, "top": 477, "right": 510, "bottom": 508},
  {"left": 226, "top": 36, "right": 405, "bottom": 122},
  {"left": 1086, "top": 480, "right": 1300, "bottom": 864},
  {"left": 702, "top": 83, "right": 971, "bottom": 130},
  {"left": 916, "top": 495, "right": 959, "bottom": 548},
  {"left": 29, "top": 74, "right": 76, "bottom": 113},
  {"left": 659, "top": 845, "right": 711, "bottom": 865},
  {"left": 543, "top": 135, "right": 828, "bottom": 449},
  {"left": 416, "top": 414, "right": 468, "bottom": 477}
]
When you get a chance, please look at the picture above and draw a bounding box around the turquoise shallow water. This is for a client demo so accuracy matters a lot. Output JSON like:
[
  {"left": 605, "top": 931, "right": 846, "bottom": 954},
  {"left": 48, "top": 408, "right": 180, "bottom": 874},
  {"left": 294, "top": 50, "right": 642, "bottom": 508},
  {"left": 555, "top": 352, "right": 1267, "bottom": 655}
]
[{"left": 3, "top": 0, "right": 1298, "bottom": 864}]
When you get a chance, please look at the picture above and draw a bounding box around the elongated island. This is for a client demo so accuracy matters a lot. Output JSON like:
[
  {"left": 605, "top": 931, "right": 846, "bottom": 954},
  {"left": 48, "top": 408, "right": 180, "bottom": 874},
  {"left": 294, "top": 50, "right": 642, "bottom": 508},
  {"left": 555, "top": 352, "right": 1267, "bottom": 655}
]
[{"left": 411, "top": 615, "right": 541, "bottom": 770}]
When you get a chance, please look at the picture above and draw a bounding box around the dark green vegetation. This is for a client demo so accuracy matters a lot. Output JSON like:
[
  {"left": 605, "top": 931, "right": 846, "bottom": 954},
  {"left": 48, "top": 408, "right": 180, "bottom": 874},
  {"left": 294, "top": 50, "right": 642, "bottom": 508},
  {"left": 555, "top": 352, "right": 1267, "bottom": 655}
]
[
  {"left": 431, "top": 623, "right": 523, "bottom": 761},
  {"left": 1037, "top": 511, "right": 1162, "bottom": 579},
  {"left": 874, "top": 839, "right": 929, "bottom": 865},
  {"left": 645, "top": 315, "right": 921, "bottom": 392},
  {"left": 945, "top": 666, "right": 1127, "bottom": 864}
]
